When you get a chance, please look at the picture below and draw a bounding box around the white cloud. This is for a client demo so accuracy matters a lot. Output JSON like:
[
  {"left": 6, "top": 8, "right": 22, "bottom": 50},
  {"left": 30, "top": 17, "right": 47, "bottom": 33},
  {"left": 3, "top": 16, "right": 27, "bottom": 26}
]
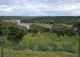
[
  {"left": 0, "top": 0, "right": 80, "bottom": 16},
  {"left": 0, "top": 5, "right": 14, "bottom": 12},
  {"left": 54, "top": 3, "right": 80, "bottom": 11},
  {"left": 70, "top": 10, "right": 80, "bottom": 16},
  {"left": 0, "top": 5, "right": 24, "bottom": 12},
  {"left": 22, "top": 2, "right": 80, "bottom": 12}
]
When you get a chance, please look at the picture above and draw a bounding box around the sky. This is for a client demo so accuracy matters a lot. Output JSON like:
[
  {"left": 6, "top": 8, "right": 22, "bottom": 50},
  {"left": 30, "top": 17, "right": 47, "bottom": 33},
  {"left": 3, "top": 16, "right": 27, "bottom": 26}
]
[{"left": 0, "top": 0, "right": 80, "bottom": 16}]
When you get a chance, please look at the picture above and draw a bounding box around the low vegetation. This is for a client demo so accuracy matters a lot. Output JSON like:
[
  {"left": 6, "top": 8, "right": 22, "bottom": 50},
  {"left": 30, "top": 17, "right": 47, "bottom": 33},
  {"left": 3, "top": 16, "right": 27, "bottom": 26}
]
[
  {"left": 0, "top": 16, "right": 80, "bottom": 57},
  {"left": 2, "top": 50, "right": 78, "bottom": 57}
]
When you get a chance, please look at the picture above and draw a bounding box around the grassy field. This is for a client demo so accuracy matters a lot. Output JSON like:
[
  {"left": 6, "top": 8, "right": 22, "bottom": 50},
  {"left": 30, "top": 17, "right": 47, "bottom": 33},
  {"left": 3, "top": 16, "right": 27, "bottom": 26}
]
[
  {"left": 0, "top": 33, "right": 79, "bottom": 57},
  {"left": 1, "top": 50, "right": 78, "bottom": 57}
]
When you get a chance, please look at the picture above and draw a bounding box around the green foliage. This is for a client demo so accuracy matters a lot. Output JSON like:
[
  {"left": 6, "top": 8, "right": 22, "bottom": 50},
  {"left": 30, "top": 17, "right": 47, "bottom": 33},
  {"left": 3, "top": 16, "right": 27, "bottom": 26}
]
[
  {"left": 44, "top": 27, "right": 50, "bottom": 32},
  {"left": 66, "top": 28, "right": 77, "bottom": 37},
  {"left": 2, "top": 50, "right": 78, "bottom": 57},
  {"left": 62, "top": 39, "right": 76, "bottom": 53},
  {"left": 30, "top": 24, "right": 50, "bottom": 35},
  {"left": 21, "top": 16, "right": 80, "bottom": 24},
  {"left": 12, "top": 39, "right": 27, "bottom": 50},
  {"left": 0, "top": 16, "right": 79, "bottom": 55},
  {"left": 26, "top": 37, "right": 58, "bottom": 51},
  {"left": 37, "top": 38, "right": 50, "bottom": 51},
  {"left": 13, "top": 43, "right": 27, "bottom": 50},
  {"left": 51, "top": 24, "right": 77, "bottom": 38},
  {"left": 3, "top": 21, "right": 27, "bottom": 44},
  {"left": 0, "top": 20, "right": 3, "bottom": 36},
  {"left": 51, "top": 24, "right": 67, "bottom": 38},
  {"left": 24, "top": 33, "right": 78, "bottom": 53},
  {"left": 72, "top": 20, "right": 80, "bottom": 36},
  {"left": 28, "top": 40, "right": 38, "bottom": 50},
  {"left": 27, "top": 38, "right": 49, "bottom": 51},
  {"left": 30, "top": 24, "right": 39, "bottom": 35}
]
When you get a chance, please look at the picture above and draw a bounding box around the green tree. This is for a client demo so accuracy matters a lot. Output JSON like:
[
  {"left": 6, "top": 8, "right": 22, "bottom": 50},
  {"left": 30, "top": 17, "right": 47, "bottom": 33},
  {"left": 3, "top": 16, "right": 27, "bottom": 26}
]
[
  {"left": 0, "top": 20, "right": 3, "bottom": 36},
  {"left": 4, "top": 21, "right": 27, "bottom": 45},
  {"left": 30, "top": 24, "right": 45, "bottom": 34},
  {"left": 51, "top": 25, "right": 66, "bottom": 38},
  {"left": 72, "top": 20, "right": 80, "bottom": 36},
  {"left": 66, "top": 28, "right": 77, "bottom": 37}
]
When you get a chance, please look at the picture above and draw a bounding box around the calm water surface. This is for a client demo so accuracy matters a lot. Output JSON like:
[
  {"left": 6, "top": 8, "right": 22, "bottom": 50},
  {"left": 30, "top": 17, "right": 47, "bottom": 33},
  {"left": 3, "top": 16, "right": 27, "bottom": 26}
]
[{"left": 16, "top": 20, "right": 52, "bottom": 29}]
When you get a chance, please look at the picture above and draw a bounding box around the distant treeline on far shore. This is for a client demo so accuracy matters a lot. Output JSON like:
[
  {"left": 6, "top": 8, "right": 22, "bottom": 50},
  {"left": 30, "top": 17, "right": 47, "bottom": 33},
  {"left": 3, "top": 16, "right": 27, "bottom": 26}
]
[{"left": 0, "top": 16, "right": 80, "bottom": 24}]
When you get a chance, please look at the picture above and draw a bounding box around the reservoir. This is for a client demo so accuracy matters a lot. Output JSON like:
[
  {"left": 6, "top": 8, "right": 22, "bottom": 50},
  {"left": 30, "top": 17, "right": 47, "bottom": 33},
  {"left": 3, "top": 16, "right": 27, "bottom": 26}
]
[{"left": 10, "top": 20, "right": 52, "bottom": 29}]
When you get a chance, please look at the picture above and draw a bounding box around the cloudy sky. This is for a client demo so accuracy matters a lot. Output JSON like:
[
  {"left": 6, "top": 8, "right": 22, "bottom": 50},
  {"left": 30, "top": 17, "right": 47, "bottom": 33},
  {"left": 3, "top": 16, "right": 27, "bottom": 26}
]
[{"left": 0, "top": 0, "right": 80, "bottom": 16}]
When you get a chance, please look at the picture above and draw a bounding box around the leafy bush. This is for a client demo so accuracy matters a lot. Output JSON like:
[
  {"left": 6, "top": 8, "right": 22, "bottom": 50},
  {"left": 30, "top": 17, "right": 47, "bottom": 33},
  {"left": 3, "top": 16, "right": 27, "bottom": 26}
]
[
  {"left": 48, "top": 41, "right": 57, "bottom": 51},
  {"left": 13, "top": 42, "right": 27, "bottom": 50},
  {"left": 28, "top": 40, "right": 38, "bottom": 50},
  {"left": 27, "top": 38, "right": 58, "bottom": 51},
  {"left": 62, "top": 40, "right": 76, "bottom": 53},
  {"left": 38, "top": 40, "right": 50, "bottom": 51}
]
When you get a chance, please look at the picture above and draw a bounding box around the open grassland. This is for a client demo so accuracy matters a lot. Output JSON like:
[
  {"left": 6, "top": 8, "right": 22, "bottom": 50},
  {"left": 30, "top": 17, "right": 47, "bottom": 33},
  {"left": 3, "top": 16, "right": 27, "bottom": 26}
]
[
  {"left": 0, "top": 49, "right": 78, "bottom": 57},
  {"left": 0, "top": 33, "right": 79, "bottom": 57}
]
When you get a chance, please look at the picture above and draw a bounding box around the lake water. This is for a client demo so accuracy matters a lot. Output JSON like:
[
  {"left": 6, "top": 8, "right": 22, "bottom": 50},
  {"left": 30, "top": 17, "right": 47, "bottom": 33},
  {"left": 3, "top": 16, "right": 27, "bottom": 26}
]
[
  {"left": 20, "top": 23, "right": 52, "bottom": 29},
  {"left": 20, "top": 23, "right": 30, "bottom": 29},
  {"left": 12, "top": 20, "right": 52, "bottom": 29}
]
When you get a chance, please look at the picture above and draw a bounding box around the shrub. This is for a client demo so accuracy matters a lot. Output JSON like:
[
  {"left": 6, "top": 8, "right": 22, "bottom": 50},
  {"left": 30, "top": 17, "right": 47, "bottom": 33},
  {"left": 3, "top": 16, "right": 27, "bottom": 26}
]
[
  {"left": 48, "top": 41, "right": 57, "bottom": 51},
  {"left": 13, "top": 42, "right": 27, "bottom": 50},
  {"left": 28, "top": 40, "right": 37, "bottom": 50},
  {"left": 38, "top": 42, "right": 49, "bottom": 51},
  {"left": 37, "top": 38, "right": 50, "bottom": 51},
  {"left": 62, "top": 40, "right": 76, "bottom": 53}
]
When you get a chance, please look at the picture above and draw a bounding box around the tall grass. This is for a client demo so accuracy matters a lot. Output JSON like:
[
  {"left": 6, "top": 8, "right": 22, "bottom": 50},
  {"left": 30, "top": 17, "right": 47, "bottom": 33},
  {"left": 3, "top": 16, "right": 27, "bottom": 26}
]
[{"left": 11, "top": 33, "right": 78, "bottom": 53}]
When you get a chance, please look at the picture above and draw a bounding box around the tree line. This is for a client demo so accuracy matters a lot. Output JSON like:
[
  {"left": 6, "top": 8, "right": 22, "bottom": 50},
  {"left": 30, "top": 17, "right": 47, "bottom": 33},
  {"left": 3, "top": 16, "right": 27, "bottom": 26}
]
[
  {"left": 21, "top": 16, "right": 80, "bottom": 24},
  {"left": 28, "top": 24, "right": 78, "bottom": 39},
  {"left": 0, "top": 16, "right": 80, "bottom": 24}
]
